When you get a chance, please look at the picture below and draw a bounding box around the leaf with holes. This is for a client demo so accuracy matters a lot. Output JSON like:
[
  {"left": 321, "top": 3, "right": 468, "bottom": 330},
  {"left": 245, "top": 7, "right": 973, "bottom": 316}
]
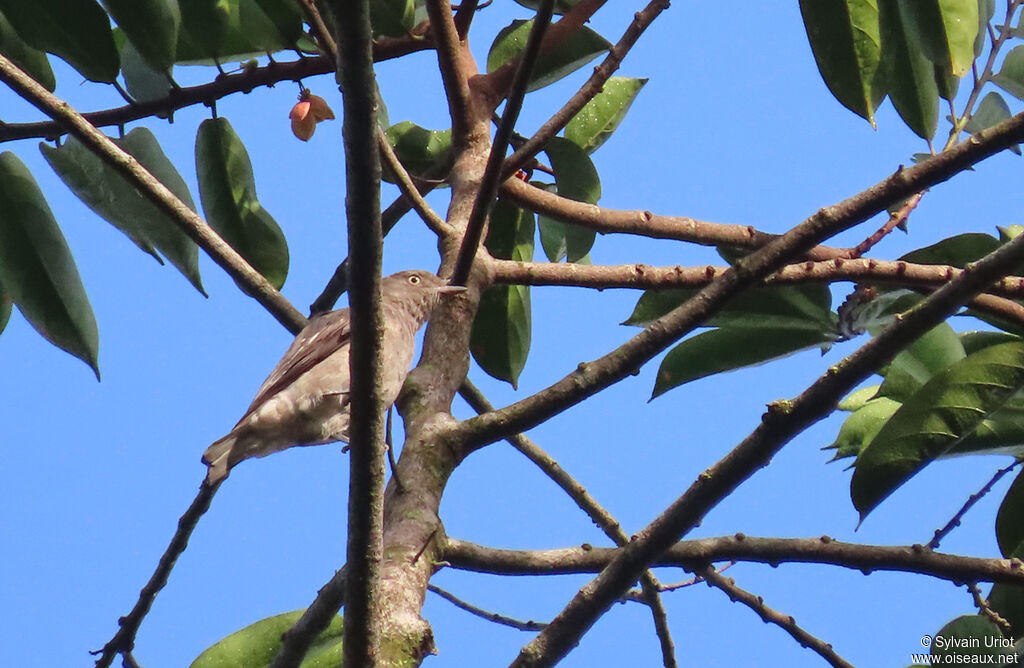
[
  {"left": 0, "top": 152, "right": 99, "bottom": 377},
  {"left": 565, "top": 76, "right": 647, "bottom": 153},
  {"left": 852, "top": 342, "right": 1024, "bottom": 520}
]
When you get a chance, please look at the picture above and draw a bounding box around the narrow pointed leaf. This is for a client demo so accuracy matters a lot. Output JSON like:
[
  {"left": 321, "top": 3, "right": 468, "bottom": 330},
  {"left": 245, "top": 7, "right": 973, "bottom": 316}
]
[
  {"left": 901, "top": 0, "right": 979, "bottom": 77},
  {"left": 41, "top": 129, "right": 205, "bottom": 294},
  {"left": 564, "top": 76, "right": 647, "bottom": 153},
  {"left": 879, "top": 0, "right": 940, "bottom": 139},
  {"left": 828, "top": 397, "right": 902, "bottom": 461},
  {"left": 540, "top": 137, "right": 600, "bottom": 262},
  {"left": 0, "top": 152, "right": 99, "bottom": 377},
  {"left": 487, "top": 19, "right": 610, "bottom": 92},
  {"left": 852, "top": 342, "right": 1024, "bottom": 519},
  {"left": 653, "top": 327, "right": 832, "bottom": 398},
  {"left": 799, "top": 0, "right": 884, "bottom": 126},
  {"left": 102, "top": 0, "right": 180, "bottom": 71},
  {"left": 470, "top": 199, "right": 534, "bottom": 388},
  {"left": 0, "top": 0, "right": 119, "bottom": 82},
  {"left": 0, "top": 10, "right": 55, "bottom": 90},
  {"left": 190, "top": 610, "right": 344, "bottom": 668},
  {"left": 196, "top": 117, "right": 289, "bottom": 289}
]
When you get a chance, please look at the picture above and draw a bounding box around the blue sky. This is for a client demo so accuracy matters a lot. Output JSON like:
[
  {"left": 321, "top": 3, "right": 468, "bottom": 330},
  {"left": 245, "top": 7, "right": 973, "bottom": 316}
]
[{"left": 3, "top": 3, "right": 1022, "bottom": 666}]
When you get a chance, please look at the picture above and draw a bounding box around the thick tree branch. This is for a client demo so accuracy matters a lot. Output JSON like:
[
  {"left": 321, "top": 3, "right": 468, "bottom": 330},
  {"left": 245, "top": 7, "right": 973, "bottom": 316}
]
[
  {"left": 502, "top": 0, "right": 670, "bottom": 178},
  {"left": 331, "top": 2, "right": 387, "bottom": 666},
  {"left": 501, "top": 177, "right": 849, "bottom": 260},
  {"left": 456, "top": 116, "right": 1024, "bottom": 461},
  {"left": 0, "top": 37, "right": 428, "bottom": 144},
  {"left": 93, "top": 480, "right": 222, "bottom": 668},
  {"left": 450, "top": 1, "right": 556, "bottom": 286},
  {"left": 458, "top": 380, "right": 678, "bottom": 668},
  {"left": 697, "top": 566, "right": 854, "bottom": 668},
  {"left": 497, "top": 116, "right": 1024, "bottom": 667},
  {"left": 443, "top": 536, "right": 1024, "bottom": 586},
  {"left": 0, "top": 53, "right": 308, "bottom": 334}
]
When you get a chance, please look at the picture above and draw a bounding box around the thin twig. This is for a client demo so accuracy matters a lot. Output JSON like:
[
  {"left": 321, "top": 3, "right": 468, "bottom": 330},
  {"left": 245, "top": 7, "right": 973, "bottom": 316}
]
[
  {"left": 620, "top": 563, "right": 735, "bottom": 602},
  {"left": 928, "top": 460, "right": 1022, "bottom": 550},
  {"left": 458, "top": 380, "right": 678, "bottom": 668},
  {"left": 92, "top": 480, "right": 222, "bottom": 668},
  {"left": 0, "top": 53, "right": 308, "bottom": 335},
  {"left": 699, "top": 566, "right": 854, "bottom": 668},
  {"left": 377, "top": 128, "right": 450, "bottom": 235},
  {"left": 428, "top": 584, "right": 547, "bottom": 631},
  {"left": 443, "top": 536, "right": 1024, "bottom": 586},
  {"left": 449, "top": 0, "right": 556, "bottom": 286},
  {"left": 848, "top": 191, "right": 924, "bottom": 258},
  {"left": 968, "top": 582, "right": 1012, "bottom": 633}
]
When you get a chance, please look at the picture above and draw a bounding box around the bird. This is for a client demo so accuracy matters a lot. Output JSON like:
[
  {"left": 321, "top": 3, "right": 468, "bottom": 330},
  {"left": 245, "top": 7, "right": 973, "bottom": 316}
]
[{"left": 202, "top": 270, "right": 465, "bottom": 484}]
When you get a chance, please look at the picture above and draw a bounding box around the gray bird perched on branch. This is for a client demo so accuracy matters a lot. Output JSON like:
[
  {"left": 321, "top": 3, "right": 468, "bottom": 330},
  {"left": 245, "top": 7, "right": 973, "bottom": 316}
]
[{"left": 202, "top": 270, "right": 465, "bottom": 484}]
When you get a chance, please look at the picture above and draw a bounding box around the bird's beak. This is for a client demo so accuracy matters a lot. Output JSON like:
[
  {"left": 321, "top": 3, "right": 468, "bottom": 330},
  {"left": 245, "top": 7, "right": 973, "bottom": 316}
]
[{"left": 437, "top": 284, "right": 468, "bottom": 295}]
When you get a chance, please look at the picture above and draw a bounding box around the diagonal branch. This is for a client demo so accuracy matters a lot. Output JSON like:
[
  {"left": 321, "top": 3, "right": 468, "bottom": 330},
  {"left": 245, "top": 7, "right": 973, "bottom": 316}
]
[
  {"left": 428, "top": 584, "right": 547, "bottom": 631},
  {"left": 501, "top": 177, "right": 849, "bottom": 260},
  {"left": 425, "top": 0, "right": 474, "bottom": 145},
  {"left": 502, "top": 0, "right": 670, "bottom": 178},
  {"left": 0, "top": 36, "right": 429, "bottom": 144},
  {"left": 0, "top": 53, "right": 308, "bottom": 334},
  {"left": 443, "top": 536, "right": 1024, "bottom": 586},
  {"left": 499, "top": 116, "right": 1024, "bottom": 667},
  {"left": 458, "top": 380, "right": 677, "bottom": 668},
  {"left": 454, "top": 114, "right": 1024, "bottom": 461},
  {"left": 698, "top": 566, "right": 854, "bottom": 668},
  {"left": 271, "top": 567, "right": 349, "bottom": 668},
  {"left": 450, "top": 0, "right": 557, "bottom": 286}
]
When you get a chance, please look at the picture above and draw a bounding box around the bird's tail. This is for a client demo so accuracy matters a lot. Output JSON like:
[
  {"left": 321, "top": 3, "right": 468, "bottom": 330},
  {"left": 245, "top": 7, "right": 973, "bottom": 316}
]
[{"left": 202, "top": 434, "right": 236, "bottom": 485}]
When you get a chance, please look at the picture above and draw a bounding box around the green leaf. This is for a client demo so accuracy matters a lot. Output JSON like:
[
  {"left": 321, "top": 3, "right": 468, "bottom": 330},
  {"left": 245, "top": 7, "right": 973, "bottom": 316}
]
[
  {"left": 486, "top": 19, "right": 610, "bottom": 92},
  {"left": 626, "top": 283, "right": 836, "bottom": 332},
  {"left": 930, "top": 616, "right": 1012, "bottom": 660},
  {"left": 102, "top": 0, "right": 180, "bottom": 71},
  {"left": 0, "top": 9, "right": 55, "bottom": 90},
  {"left": 120, "top": 37, "right": 174, "bottom": 103},
  {"left": 961, "top": 330, "right": 1022, "bottom": 355},
  {"left": 901, "top": 232, "right": 1001, "bottom": 267},
  {"left": 513, "top": 0, "right": 582, "bottom": 13},
  {"left": 965, "top": 91, "right": 1015, "bottom": 142},
  {"left": 838, "top": 384, "right": 883, "bottom": 411},
  {"left": 383, "top": 121, "right": 452, "bottom": 182},
  {"left": 878, "top": 0, "right": 940, "bottom": 140},
  {"left": 877, "top": 323, "right": 965, "bottom": 402},
  {"left": 852, "top": 342, "right": 1024, "bottom": 520},
  {"left": 470, "top": 199, "right": 534, "bottom": 388},
  {"left": 190, "top": 610, "right": 344, "bottom": 668},
  {"left": 564, "top": 76, "right": 647, "bottom": 153},
  {"left": 799, "top": 0, "right": 885, "bottom": 126},
  {"left": 0, "top": 0, "right": 119, "bottom": 82},
  {"left": 174, "top": 0, "right": 294, "bottom": 63},
  {"left": 252, "top": 0, "right": 303, "bottom": 46},
  {"left": 178, "top": 0, "right": 230, "bottom": 58},
  {"left": 0, "top": 152, "right": 99, "bottom": 377},
  {"left": 653, "top": 327, "right": 832, "bottom": 397},
  {"left": 997, "top": 468, "right": 1024, "bottom": 558},
  {"left": 976, "top": 0, "right": 995, "bottom": 56},
  {"left": 196, "top": 117, "right": 289, "bottom": 289},
  {"left": 370, "top": 0, "right": 415, "bottom": 37},
  {"left": 827, "top": 396, "right": 902, "bottom": 461},
  {"left": 0, "top": 279, "right": 12, "bottom": 335},
  {"left": 901, "top": 0, "right": 979, "bottom": 77},
  {"left": 538, "top": 137, "right": 601, "bottom": 262},
  {"left": 41, "top": 129, "right": 205, "bottom": 294},
  {"left": 993, "top": 46, "right": 1024, "bottom": 102}
]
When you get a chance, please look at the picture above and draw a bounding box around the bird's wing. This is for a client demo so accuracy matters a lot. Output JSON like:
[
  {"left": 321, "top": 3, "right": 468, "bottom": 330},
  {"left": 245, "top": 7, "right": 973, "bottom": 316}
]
[{"left": 236, "top": 309, "right": 352, "bottom": 422}]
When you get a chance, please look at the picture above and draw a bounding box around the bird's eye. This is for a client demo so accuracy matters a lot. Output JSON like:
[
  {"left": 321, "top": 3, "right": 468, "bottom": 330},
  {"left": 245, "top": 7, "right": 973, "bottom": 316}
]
[{"left": 408, "top": 274, "right": 421, "bottom": 285}]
